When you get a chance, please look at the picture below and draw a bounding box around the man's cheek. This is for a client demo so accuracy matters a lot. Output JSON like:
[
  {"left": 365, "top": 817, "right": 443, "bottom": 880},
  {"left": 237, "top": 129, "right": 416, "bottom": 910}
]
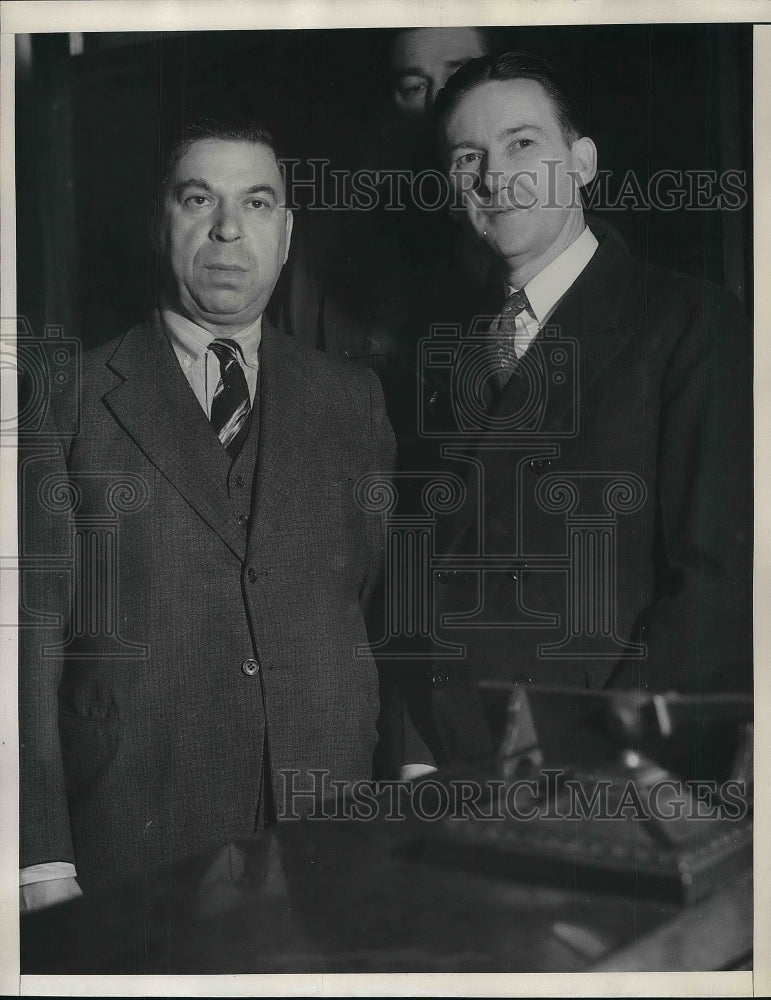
[
  {"left": 451, "top": 172, "right": 479, "bottom": 210},
  {"left": 507, "top": 172, "right": 539, "bottom": 210},
  {"left": 465, "top": 207, "right": 487, "bottom": 238},
  {"left": 462, "top": 190, "right": 489, "bottom": 224}
]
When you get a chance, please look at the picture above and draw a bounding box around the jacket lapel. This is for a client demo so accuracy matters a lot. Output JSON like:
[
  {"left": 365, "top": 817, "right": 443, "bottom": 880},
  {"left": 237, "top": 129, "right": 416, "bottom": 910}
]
[
  {"left": 247, "top": 320, "right": 327, "bottom": 556},
  {"left": 102, "top": 315, "right": 246, "bottom": 560},
  {"left": 447, "top": 221, "right": 640, "bottom": 550},
  {"left": 493, "top": 220, "right": 638, "bottom": 433}
]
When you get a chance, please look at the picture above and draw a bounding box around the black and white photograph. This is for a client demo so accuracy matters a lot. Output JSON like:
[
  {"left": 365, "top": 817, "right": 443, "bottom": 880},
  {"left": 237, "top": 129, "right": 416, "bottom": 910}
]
[{"left": 2, "top": 1, "right": 768, "bottom": 993}]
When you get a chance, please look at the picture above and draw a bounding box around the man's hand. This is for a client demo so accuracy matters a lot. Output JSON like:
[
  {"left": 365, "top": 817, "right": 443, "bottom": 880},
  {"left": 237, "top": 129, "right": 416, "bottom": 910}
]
[{"left": 20, "top": 877, "right": 82, "bottom": 914}]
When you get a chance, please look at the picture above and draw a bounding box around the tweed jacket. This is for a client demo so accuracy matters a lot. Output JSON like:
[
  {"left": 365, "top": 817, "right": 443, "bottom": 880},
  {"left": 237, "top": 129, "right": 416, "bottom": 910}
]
[{"left": 19, "top": 314, "right": 395, "bottom": 887}]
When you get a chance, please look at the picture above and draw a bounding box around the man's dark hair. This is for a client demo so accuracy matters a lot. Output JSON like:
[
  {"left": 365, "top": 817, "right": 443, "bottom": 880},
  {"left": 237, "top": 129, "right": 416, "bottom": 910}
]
[
  {"left": 160, "top": 118, "right": 281, "bottom": 191},
  {"left": 432, "top": 50, "right": 585, "bottom": 146}
]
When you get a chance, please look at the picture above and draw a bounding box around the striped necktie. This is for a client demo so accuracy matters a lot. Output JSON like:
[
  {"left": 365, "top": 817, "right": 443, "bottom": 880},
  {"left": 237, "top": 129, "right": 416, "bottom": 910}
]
[
  {"left": 490, "top": 288, "right": 531, "bottom": 390},
  {"left": 208, "top": 339, "right": 251, "bottom": 458}
]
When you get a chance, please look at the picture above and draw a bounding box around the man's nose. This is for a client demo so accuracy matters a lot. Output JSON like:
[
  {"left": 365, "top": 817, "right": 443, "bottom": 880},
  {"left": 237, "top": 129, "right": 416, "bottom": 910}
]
[
  {"left": 210, "top": 203, "right": 242, "bottom": 242},
  {"left": 472, "top": 153, "right": 495, "bottom": 197},
  {"left": 477, "top": 152, "right": 507, "bottom": 203}
]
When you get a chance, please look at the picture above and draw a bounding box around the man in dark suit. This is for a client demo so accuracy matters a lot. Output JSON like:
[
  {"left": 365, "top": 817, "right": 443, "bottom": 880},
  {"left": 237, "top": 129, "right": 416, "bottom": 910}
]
[
  {"left": 19, "top": 121, "right": 395, "bottom": 908},
  {"left": 409, "top": 52, "right": 752, "bottom": 763}
]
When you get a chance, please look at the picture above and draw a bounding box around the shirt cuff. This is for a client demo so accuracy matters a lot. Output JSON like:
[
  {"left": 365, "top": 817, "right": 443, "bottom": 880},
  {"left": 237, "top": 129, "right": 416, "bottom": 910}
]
[{"left": 20, "top": 862, "right": 77, "bottom": 886}]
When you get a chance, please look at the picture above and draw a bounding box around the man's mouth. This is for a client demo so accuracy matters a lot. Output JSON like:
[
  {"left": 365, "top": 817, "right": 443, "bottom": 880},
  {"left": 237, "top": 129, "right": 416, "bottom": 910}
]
[
  {"left": 206, "top": 263, "right": 249, "bottom": 272},
  {"left": 478, "top": 205, "right": 517, "bottom": 217}
]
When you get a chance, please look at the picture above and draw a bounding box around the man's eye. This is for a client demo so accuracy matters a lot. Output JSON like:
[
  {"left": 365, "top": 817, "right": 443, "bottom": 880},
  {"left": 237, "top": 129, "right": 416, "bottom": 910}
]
[
  {"left": 512, "top": 138, "right": 534, "bottom": 152},
  {"left": 247, "top": 199, "right": 267, "bottom": 209},
  {"left": 184, "top": 195, "right": 211, "bottom": 209},
  {"left": 398, "top": 79, "right": 428, "bottom": 98},
  {"left": 453, "top": 151, "right": 481, "bottom": 170}
]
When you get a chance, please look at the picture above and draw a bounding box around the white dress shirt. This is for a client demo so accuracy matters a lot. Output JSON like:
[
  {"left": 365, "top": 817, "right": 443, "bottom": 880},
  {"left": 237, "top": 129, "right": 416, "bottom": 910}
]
[
  {"left": 161, "top": 304, "right": 262, "bottom": 413},
  {"left": 498, "top": 226, "right": 599, "bottom": 359}
]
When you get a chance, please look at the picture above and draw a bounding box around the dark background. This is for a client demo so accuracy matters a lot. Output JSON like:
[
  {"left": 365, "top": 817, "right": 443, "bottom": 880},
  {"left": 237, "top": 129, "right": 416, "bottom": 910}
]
[{"left": 16, "top": 24, "right": 752, "bottom": 350}]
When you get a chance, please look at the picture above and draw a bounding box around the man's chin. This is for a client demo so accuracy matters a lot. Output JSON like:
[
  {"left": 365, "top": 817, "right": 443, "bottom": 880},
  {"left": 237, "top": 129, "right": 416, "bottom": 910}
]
[
  {"left": 474, "top": 211, "right": 525, "bottom": 248},
  {"left": 483, "top": 231, "right": 526, "bottom": 261},
  {"left": 196, "top": 291, "right": 260, "bottom": 318},
  {"left": 178, "top": 291, "right": 265, "bottom": 330}
]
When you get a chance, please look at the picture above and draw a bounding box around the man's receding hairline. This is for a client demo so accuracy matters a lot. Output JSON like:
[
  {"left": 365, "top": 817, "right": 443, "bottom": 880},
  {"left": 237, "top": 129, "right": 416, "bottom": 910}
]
[
  {"left": 451, "top": 76, "right": 569, "bottom": 121},
  {"left": 174, "top": 135, "right": 280, "bottom": 162},
  {"left": 164, "top": 136, "right": 285, "bottom": 192},
  {"left": 444, "top": 74, "right": 581, "bottom": 146}
]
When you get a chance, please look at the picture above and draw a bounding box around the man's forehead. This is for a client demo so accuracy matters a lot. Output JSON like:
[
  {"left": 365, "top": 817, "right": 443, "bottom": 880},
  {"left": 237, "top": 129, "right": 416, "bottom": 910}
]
[
  {"left": 446, "top": 78, "right": 561, "bottom": 141},
  {"left": 391, "top": 27, "right": 485, "bottom": 72},
  {"left": 171, "top": 138, "right": 282, "bottom": 185}
]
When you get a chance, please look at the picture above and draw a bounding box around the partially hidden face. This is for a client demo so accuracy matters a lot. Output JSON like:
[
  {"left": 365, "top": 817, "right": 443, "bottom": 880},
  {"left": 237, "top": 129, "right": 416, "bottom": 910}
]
[
  {"left": 160, "top": 139, "right": 293, "bottom": 331},
  {"left": 444, "top": 78, "right": 597, "bottom": 277},
  {"left": 391, "top": 26, "right": 488, "bottom": 116}
]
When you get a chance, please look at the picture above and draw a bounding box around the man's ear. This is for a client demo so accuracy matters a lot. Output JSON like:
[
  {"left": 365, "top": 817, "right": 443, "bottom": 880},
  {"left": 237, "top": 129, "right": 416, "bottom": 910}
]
[
  {"left": 283, "top": 209, "right": 293, "bottom": 264},
  {"left": 570, "top": 136, "right": 598, "bottom": 188}
]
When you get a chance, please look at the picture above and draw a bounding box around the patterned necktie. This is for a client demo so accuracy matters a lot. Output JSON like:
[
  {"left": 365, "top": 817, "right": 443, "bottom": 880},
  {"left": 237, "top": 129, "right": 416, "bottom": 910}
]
[
  {"left": 208, "top": 339, "right": 251, "bottom": 458},
  {"left": 490, "top": 288, "right": 531, "bottom": 390}
]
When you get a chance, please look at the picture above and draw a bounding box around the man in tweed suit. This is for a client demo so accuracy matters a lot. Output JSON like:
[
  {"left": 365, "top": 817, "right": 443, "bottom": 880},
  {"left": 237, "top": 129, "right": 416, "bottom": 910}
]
[{"left": 19, "top": 121, "right": 395, "bottom": 909}]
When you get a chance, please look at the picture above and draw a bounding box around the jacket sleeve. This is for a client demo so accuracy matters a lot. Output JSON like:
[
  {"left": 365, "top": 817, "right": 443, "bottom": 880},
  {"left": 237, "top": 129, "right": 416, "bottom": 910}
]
[
  {"left": 18, "top": 391, "right": 77, "bottom": 868},
  {"left": 358, "top": 367, "right": 396, "bottom": 612},
  {"left": 608, "top": 284, "right": 752, "bottom": 694},
  {"left": 360, "top": 369, "right": 448, "bottom": 772}
]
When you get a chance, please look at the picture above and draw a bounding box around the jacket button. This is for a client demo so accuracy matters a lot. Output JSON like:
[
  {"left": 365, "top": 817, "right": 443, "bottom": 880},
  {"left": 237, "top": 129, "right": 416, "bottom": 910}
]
[
  {"left": 241, "top": 658, "right": 260, "bottom": 677},
  {"left": 246, "top": 567, "right": 258, "bottom": 583},
  {"left": 512, "top": 673, "right": 533, "bottom": 685},
  {"left": 234, "top": 475, "right": 245, "bottom": 488},
  {"left": 528, "top": 458, "right": 552, "bottom": 474},
  {"left": 432, "top": 669, "right": 449, "bottom": 689},
  {"left": 237, "top": 514, "right": 249, "bottom": 528}
]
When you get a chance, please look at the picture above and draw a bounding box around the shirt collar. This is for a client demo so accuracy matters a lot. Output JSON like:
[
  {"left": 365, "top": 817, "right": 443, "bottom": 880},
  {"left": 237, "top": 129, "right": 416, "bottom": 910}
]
[
  {"left": 160, "top": 302, "right": 262, "bottom": 370},
  {"left": 509, "top": 226, "right": 599, "bottom": 326}
]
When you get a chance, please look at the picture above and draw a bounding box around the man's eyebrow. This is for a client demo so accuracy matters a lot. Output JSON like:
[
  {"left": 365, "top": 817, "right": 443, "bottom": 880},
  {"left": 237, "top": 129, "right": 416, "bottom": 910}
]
[
  {"left": 394, "top": 67, "right": 429, "bottom": 80},
  {"left": 496, "top": 124, "right": 546, "bottom": 141},
  {"left": 245, "top": 184, "right": 278, "bottom": 199},
  {"left": 173, "top": 177, "right": 214, "bottom": 196},
  {"left": 171, "top": 179, "right": 279, "bottom": 200},
  {"left": 448, "top": 125, "right": 547, "bottom": 155},
  {"left": 394, "top": 57, "right": 476, "bottom": 80},
  {"left": 448, "top": 140, "right": 482, "bottom": 153}
]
